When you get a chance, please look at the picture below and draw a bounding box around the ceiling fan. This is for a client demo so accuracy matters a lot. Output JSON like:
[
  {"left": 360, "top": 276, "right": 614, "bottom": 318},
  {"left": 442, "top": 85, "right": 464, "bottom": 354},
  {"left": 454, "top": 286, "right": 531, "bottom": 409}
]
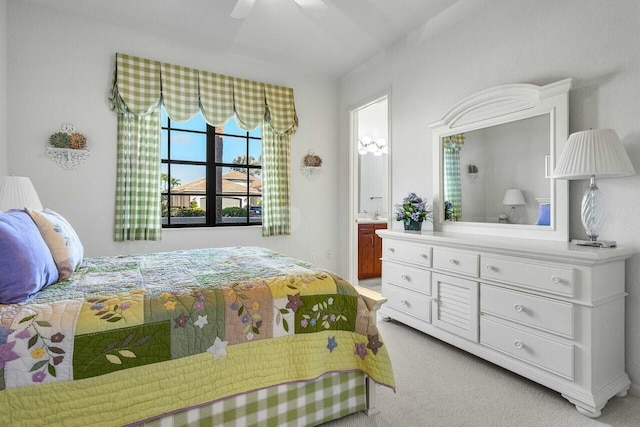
[{"left": 231, "top": 0, "right": 328, "bottom": 19}]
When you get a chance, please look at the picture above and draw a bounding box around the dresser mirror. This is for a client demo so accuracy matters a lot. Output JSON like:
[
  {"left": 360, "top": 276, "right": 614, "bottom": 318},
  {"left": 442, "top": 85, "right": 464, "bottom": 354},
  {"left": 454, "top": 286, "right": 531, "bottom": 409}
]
[{"left": 428, "top": 78, "right": 572, "bottom": 241}]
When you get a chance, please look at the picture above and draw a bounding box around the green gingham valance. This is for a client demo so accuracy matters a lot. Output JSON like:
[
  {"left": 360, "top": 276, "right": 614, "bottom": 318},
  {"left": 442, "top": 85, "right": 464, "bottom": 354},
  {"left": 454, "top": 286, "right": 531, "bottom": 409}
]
[
  {"left": 109, "top": 53, "right": 297, "bottom": 240},
  {"left": 109, "top": 53, "right": 298, "bottom": 135}
]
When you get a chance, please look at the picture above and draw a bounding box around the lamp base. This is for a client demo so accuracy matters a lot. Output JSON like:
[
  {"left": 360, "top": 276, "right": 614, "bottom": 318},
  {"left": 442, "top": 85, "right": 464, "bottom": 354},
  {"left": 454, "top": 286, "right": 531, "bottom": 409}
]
[{"left": 571, "top": 239, "right": 617, "bottom": 248}]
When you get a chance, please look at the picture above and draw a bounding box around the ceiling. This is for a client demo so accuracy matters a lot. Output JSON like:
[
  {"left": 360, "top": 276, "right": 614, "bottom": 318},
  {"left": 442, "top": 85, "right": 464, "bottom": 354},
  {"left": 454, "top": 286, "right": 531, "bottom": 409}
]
[{"left": 22, "top": 0, "right": 462, "bottom": 78}]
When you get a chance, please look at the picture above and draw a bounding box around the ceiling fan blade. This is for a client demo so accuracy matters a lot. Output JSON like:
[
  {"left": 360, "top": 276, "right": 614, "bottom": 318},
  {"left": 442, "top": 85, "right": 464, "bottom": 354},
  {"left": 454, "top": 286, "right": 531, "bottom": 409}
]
[
  {"left": 231, "top": 0, "right": 256, "bottom": 19},
  {"left": 293, "top": 0, "right": 328, "bottom": 13}
]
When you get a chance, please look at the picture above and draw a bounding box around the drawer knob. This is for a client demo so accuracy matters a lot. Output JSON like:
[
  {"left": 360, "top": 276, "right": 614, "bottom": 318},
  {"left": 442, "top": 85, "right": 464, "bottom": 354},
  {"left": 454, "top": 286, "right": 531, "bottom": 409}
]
[
  {"left": 401, "top": 274, "right": 410, "bottom": 281},
  {"left": 514, "top": 340, "right": 524, "bottom": 350},
  {"left": 388, "top": 247, "right": 395, "bottom": 252},
  {"left": 514, "top": 304, "right": 524, "bottom": 313},
  {"left": 551, "top": 276, "right": 560, "bottom": 284},
  {"left": 449, "top": 259, "right": 458, "bottom": 265},
  {"left": 420, "top": 253, "right": 429, "bottom": 259},
  {"left": 400, "top": 299, "right": 409, "bottom": 306},
  {"left": 485, "top": 264, "right": 495, "bottom": 271}
]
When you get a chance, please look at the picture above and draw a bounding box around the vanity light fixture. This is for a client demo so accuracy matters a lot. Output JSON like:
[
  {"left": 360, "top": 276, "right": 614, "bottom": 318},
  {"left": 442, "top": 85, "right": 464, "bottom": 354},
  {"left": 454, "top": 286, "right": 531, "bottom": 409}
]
[
  {"left": 553, "top": 129, "right": 635, "bottom": 247},
  {"left": 502, "top": 188, "right": 525, "bottom": 224},
  {"left": 358, "top": 137, "right": 388, "bottom": 156}
]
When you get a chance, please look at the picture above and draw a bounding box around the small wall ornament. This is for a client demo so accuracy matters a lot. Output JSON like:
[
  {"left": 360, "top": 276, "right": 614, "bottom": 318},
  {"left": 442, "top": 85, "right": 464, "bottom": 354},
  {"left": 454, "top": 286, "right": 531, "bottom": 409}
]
[
  {"left": 300, "top": 150, "right": 323, "bottom": 181},
  {"left": 46, "top": 124, "right": 90, "bottom": 170}
]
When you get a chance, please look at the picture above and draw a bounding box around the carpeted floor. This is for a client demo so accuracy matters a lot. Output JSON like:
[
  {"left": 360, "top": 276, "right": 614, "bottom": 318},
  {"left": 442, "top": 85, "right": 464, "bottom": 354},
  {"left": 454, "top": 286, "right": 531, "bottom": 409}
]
[{"left": 322, "top": 317, "right": 640, "bottom": 427}]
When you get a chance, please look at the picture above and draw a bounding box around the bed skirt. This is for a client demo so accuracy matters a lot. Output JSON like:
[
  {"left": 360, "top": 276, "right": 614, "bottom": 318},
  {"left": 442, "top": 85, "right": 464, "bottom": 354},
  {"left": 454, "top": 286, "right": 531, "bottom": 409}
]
[{"left": 135, "top": 371, "right": 366, "bottom": 427}]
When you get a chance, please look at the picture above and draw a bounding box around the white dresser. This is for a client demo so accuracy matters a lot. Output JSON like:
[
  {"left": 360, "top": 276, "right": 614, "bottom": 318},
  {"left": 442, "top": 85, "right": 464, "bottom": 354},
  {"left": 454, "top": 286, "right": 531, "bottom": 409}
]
[{"left": 377, "top": 229, "right": 634, "bottom": 417}]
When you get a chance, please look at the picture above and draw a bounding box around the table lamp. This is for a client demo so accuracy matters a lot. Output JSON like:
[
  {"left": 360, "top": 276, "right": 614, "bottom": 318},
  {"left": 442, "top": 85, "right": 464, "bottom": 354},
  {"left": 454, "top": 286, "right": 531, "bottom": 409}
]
[
  {"left": 0, "top": 176, "right": 43, "bottom": 211},
  {"left": 552, "top": 129, "right": 635, "bottom": 247}
]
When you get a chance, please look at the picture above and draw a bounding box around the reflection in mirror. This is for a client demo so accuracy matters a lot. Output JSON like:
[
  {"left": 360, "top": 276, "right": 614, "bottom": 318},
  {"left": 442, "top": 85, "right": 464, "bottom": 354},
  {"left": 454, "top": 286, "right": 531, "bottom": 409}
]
[
  {"left": 430, "top": 78, "right": 571, "bottom": 241},
  {"left": 357, "top": 98, "right": 389, "bottom": 218},
  {"left": 443, "top": 115, "right": 550, "bottom": 225}
]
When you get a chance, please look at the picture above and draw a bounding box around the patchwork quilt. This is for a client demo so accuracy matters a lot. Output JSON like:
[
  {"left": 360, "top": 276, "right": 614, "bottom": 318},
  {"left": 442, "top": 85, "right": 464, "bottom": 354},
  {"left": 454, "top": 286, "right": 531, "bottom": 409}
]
[{"left": 0, "top": 246, "right": 395, "bottom": 426}]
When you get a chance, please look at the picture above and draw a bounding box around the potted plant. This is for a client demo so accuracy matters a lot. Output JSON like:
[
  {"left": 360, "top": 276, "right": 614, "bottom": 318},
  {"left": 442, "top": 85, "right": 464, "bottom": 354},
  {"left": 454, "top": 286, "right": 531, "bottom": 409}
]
[{"left": 395, "top": 192, "right": 432, "bottom": 231}]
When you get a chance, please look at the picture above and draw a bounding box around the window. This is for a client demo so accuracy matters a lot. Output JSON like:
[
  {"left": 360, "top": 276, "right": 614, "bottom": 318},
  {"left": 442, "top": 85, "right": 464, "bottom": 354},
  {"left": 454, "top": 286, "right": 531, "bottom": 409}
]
[{"left": 161, "top": 107, "right": 262, "bottom": 227}]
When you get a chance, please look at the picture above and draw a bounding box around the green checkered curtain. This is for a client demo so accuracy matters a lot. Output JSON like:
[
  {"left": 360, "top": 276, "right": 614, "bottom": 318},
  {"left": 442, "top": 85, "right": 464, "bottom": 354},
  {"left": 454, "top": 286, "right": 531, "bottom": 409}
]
[
  {"left": 265, "top": 84, "right": 298, "bottom": 134},
  {"left": 443, "top": 134, "right": 465, "bottom": 221},
  {"left": 161, "top": 63, "right": 200, "bottom": 122},
  {"left": 233, "top": 77, "right": 266, "bottom": 131},
  {"left": 261, "top": 84, "right": 297, "bottom": 236},
  {"left": 110, "top": 53, "right": 298, "bottom": 239},
  {"left": 262, "top": 125, "right": 291, "bottom": 236},
  {"left": 113, "top": 111, "right": 162, "bottom": 241},
  {"left": 110, "top": 54, "right": 162, "bottom": 241},
  {"left": 199, "top": 71, "right": 234, "bottom": 125}
]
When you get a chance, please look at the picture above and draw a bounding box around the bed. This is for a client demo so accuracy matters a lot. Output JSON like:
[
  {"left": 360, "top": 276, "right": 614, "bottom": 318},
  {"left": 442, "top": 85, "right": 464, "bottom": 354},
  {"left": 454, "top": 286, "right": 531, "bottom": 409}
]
[{"left": 0, "top": 209, "right": 395, "bottom": 426}]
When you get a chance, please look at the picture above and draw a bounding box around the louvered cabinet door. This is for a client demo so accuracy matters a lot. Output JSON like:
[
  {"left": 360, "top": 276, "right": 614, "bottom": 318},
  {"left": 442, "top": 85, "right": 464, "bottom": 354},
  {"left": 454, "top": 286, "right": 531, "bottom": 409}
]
[{"left": 431, "top": 273, "right": 479, "bottom": 342}]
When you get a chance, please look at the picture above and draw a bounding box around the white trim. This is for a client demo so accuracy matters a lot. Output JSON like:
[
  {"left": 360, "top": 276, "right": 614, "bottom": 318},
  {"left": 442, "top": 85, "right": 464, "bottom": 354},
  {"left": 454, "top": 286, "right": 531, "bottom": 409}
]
[
  {"left": 348, "top": 89, "right": 391, "bottom": 285},
  {"left": 429, "top": 79, "right": 572, "bottom": 241}
]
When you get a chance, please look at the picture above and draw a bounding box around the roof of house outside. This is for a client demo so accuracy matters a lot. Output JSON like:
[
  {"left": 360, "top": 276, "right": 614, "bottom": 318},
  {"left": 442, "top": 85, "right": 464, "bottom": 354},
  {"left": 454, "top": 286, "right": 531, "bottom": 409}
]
[{"left": 171, "top": 172, "right": 262, "bottom": 195}]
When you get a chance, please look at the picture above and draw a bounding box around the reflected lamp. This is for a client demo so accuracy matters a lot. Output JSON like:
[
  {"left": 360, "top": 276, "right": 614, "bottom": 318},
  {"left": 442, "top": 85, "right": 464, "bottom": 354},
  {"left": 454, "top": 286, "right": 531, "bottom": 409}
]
[{"left": 502, "top": 188, "right": 525, "bottom": 224}]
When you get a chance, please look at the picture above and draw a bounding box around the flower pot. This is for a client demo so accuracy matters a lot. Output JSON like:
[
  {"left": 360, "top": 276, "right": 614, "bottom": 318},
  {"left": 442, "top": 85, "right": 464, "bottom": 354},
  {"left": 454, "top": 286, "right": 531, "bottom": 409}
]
[{"left": 404, "top": 220, "right": 422, "bottom": 231}]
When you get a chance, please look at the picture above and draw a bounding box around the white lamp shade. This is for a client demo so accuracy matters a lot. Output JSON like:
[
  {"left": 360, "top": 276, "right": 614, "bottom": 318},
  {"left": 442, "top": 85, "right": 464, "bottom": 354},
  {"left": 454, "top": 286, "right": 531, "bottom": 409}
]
[
  {"left": 0, "top": 176, "right": 43, "bottom": 211},
  {"left": 503, "top": 188, "right": 525, "bottom": 205},
  {"left": 553, "top": 129, "right": 635, "bottom": 180}
]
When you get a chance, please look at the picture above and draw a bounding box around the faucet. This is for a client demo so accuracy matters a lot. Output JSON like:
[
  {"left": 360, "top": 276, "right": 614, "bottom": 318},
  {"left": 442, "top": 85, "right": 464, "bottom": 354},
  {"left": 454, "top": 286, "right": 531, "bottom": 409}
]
[{"left": 374, "top": 211, "right": 379, "bottom": 220}]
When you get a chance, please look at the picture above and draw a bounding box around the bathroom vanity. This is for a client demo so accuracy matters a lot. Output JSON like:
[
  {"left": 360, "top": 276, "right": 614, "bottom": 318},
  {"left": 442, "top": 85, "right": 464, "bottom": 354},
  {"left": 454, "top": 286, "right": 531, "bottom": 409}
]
[{"left": 357, "top": 219, "right": 387, "bottom": 279}]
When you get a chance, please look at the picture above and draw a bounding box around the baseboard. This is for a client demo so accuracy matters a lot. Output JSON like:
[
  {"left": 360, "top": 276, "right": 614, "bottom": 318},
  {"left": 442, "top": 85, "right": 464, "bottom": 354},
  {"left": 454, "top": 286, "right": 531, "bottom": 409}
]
[{"left": 629, "top": 382, "right": 639, "bottom": 397}]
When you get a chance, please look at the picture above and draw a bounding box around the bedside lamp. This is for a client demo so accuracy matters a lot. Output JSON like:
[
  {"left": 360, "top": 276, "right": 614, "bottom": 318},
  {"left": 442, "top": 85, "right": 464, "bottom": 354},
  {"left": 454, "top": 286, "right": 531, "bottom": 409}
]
[
  {"left": 0, "top": 176, "right": 43, "bottom": 211},
  {"left": 502, "top": 188, "right": 525, "bottom": 224},
  {"left": 553, "top": 129, "right": 635, "bottom": 247}
]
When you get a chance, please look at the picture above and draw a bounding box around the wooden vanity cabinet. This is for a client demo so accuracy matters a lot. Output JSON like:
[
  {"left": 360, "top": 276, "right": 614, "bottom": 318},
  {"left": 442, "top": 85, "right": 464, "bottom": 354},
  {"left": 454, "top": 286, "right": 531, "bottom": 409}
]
[{"left": 358, "top": 223, "right": 387, "bottom": 279}]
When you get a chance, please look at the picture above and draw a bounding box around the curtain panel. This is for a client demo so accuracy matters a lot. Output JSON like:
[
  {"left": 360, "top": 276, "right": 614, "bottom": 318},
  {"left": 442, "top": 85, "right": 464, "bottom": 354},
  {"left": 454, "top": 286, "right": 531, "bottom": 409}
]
[
  {"left": 109, "top": 53, "right": 298, "bottom": 240},
  {"left": 443, "top": 134, "right": 465, "bottom": 221}
]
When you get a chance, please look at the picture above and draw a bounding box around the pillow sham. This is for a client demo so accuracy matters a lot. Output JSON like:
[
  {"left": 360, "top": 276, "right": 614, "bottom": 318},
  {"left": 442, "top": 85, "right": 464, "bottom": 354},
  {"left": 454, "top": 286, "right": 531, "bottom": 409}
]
[
  {"left": 26, "top": 208, "right": 84, "bottom": 280},
  {"left": 0, "top": 209, "right": 59, "bottom": 304}
]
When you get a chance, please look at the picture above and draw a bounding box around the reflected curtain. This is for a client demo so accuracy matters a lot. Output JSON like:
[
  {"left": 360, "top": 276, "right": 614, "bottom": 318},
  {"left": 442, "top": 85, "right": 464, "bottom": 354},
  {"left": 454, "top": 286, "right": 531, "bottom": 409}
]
[
  {"left": 443, "top": 134, "right": 465, "bottom": 221},
  {"left": 109, "top": 53, "right": 298, "bottom": 240}
]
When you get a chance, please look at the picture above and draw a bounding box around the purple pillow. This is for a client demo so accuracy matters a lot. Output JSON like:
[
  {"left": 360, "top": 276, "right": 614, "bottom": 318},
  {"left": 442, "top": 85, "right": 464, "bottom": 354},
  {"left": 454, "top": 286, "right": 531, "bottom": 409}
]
[{"left": 0, "top": 210, "right": 59, "bottom": 303}]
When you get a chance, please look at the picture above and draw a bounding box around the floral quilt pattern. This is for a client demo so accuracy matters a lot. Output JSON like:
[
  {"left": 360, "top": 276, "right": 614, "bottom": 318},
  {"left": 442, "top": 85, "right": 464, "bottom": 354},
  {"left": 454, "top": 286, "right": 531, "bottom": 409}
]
[{"left": 0, "top": 247, "right": 386, "bottom": 391}]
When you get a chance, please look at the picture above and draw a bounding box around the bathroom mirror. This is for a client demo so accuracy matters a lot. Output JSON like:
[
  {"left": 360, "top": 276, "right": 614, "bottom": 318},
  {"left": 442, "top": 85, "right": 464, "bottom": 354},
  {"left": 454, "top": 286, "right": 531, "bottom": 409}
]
[
  {"left": 429, "top": 78, "right": 572, "bottom": 241},
  {"left": 357, "top": 98, "right": 389, "bottom": 218}
]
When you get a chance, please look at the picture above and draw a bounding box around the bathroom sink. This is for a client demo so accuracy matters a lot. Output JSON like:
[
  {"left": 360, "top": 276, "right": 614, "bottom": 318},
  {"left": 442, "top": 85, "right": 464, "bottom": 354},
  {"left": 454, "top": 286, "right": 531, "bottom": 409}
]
[{"left": 356, "top": 217, "right": 388, "bottom": 223}]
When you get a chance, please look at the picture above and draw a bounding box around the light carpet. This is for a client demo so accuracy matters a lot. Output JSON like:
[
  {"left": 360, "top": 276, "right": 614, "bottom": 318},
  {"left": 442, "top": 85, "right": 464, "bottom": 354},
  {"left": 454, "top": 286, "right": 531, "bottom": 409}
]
[{"left": 322, "top": 318, "right": 640, "bottom": 427}]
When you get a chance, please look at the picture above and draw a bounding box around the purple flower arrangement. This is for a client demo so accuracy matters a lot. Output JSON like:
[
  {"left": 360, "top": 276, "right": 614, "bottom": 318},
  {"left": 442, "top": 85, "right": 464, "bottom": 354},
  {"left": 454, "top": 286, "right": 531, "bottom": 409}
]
[{"left": 395, "top": 192, "right": 432, "bottom": 225}]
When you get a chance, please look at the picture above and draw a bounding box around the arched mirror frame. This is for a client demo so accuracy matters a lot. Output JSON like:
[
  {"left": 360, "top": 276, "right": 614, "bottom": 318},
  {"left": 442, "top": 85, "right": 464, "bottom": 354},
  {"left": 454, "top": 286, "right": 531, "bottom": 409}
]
[{"left": 429, "top": 78, "right": 572, "bottom": 241}]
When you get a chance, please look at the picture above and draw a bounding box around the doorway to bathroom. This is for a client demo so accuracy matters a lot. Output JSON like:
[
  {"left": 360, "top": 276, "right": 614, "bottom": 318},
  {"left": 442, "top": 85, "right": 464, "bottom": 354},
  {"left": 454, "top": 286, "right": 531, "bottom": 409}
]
[{"left": 348, "top": 93, "right": 390, "bottom": 290}]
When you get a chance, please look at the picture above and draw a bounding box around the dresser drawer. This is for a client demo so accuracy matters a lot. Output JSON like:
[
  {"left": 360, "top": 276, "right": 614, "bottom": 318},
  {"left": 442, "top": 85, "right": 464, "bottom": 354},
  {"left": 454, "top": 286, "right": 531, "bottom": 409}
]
[
  {"left": 382, "top": 261, "right": 431, "bottom": 295},
  {"left": 383, "top": 240, "right": 432, "bottom": 267},
  {"left": 481, "top": 317, "right": 574, "bottom": 380},
  {"left": 384, "top": 283, "right": 432, "bottom": 323},
  {"left": 480, "top": 285, "right": 574, "bottom": 338},
  {"left": 481, "top": 256, "right": 574, "bottom": 297},
  {"left": 432, "top": 248, "right": 479, "bottom": 277}
]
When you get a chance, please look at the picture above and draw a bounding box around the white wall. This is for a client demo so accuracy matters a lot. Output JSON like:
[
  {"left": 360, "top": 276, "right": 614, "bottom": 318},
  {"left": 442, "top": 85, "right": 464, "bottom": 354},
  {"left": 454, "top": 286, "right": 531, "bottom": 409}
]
[
  {"left": 0, "top": 0, "right": 7, "bottom": 175},
  {"left": 6, "top": 2, "right": 340, "bottom": 271},
  {"left": 338, "top": 0, "right": 640, "bottom": 394}
]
